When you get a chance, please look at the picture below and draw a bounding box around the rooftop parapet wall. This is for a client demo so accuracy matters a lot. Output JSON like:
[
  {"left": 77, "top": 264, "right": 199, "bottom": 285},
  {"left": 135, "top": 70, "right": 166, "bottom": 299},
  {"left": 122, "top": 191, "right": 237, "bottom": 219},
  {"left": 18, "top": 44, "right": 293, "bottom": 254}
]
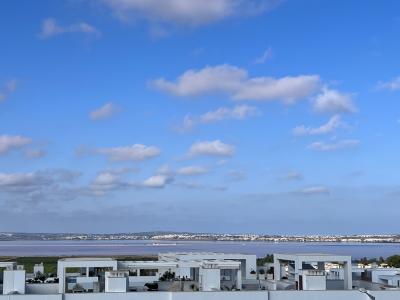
[{"left": 0, "top": 291, "right": 399, "bottom": 300}]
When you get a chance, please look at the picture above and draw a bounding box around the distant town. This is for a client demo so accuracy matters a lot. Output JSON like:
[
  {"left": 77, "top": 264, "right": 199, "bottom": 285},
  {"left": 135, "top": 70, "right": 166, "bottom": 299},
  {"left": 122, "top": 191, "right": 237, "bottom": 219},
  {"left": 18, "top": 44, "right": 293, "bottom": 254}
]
[{"left": 1, "top": 232, "right": 400, "bottom": 243}]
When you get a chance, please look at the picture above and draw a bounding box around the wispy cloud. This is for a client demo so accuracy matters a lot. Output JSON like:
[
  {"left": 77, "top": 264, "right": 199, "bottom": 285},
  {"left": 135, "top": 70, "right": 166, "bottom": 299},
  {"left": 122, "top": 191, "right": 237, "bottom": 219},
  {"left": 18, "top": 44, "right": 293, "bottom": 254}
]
[
  {"left": 102, "top": 0, "right": 280, "bottom": 27},
  {"left": 308, "top": 139, "right": 360, "bottom": 152},
  {"left": 97, "top": 144, "right": 161, "bottom": 161},
  {"left": 90, "top": 102, "right": 121, "bottom": 120},
  {"left": 254, "top": 47, "right": 273, "bottom": 64},
  {"left": 280, "top": 171, "right": 303, "bottom": 181},
  {"left": 153, "top": 64, "right": 321, "bottom": 104},
  {"left": 177, "top": 105, "right": 260, "bottom": 132},
  {"left": 188, "top": 140, "right": 235, "bottom": 157},
  {"left": 177, "top": 166, "right": 210, "bottom": 176},
  {"left": 377, "top": 76, "right": 400, "bottom": 91},
  {"left": 0, "top": 79, "right": 17, "bottom": 102},
  {"left": 24, "top": 149, "right": 47, "bottom": 160},
  {"left": 0, "top": 135, "right": 31, "bottom": 155},
  {"left": 226, "top": 169, "right": 246, "bottom": 181},
  {"left": 39, "top": 18, "right": 101, "bottom": 39},
  {"left": 292, "top": 115, "right": 344, "bottom": 136},
  {"left": 299, "top": 186, "right": 330, "bottom": 195}
]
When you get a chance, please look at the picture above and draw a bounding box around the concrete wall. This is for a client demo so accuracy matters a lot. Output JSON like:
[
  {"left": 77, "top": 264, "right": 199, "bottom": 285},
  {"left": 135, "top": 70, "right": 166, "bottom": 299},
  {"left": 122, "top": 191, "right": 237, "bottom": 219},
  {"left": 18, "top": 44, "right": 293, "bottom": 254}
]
[
  {"left": 0, "top": 290, "right": 400, "bottom": 300},
  {"left": 269, "top": 291, "right": 366, "bottom": 300},
  {"left": 0, "top": 296, "right": 61, "bottom": 300},
  {"left": 25, "top": 284, "right": 58, "bottom": 295},
  {"left": 302, "top": 275, "right": 326, "bottom": 290}
]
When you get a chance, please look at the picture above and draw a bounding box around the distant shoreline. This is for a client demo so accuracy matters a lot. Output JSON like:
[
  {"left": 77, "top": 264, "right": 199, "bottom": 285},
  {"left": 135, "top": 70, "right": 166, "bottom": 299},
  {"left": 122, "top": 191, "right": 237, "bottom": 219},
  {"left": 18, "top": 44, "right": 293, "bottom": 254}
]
[{"left": 1, "top": 239, "right": 400, "bottom": 243}]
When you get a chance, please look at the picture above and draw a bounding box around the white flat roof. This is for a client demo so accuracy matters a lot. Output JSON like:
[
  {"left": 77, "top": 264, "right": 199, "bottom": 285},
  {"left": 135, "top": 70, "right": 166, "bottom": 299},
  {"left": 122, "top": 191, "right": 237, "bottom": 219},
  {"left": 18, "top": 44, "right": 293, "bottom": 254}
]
[
  {"left": 59, "top": 257, "right": 115, "bottom": 262},
  {"left": 274, "top": 253, "right": 352, "bottom": 261}
]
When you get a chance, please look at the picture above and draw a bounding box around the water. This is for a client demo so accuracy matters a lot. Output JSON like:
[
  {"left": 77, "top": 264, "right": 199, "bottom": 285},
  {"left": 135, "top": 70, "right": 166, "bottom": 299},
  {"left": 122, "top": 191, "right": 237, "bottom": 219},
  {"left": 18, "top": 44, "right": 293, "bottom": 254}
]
[{"left": 0, "top": 240, "right": 399, "bottom": 258}]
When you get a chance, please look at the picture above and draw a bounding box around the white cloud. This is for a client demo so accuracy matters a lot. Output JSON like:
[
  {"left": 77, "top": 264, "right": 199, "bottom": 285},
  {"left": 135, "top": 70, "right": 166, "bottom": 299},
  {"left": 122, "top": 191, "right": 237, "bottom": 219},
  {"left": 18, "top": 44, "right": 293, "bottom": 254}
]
[
  {"left": 24, "top": 149, "right": 46, "bottom": 159},
  {"left": 292, "top": 115, "right": 343, "bottom": 136},
  {"left": 281, "top": 171, "right": 303, "bottom": 181},
  {"left": 153, "top": 64, "right": 321, "bottom": 103},
  {"left": 300, "top": 186, "right": 330, "bottom": 195},
  {"left": 313, "top": 88, "right": 357, "bottom": 114},
  {"left": 0, "top": 170, "right": 75, "bottom": 188},
  {"left": 177, "top": 105, "right": 259, "bottom": 132},
  {"left": 177, "top": 166, "right": 209, "bottom": 176},
  {"left": 200, "top": 105, "right": 259, "bottom": 122},
  {"left": 0, "top": 173, "right": 39, "bottom": 187},
  {"left": 377, "top": 77, "right": 400, "bottom": 91},
  {"left": 142, "top": 174, "right": 172, "bottom": 188},
  {"left": 0, "top": 79, "right": 17, "bottom": 102},
  {"left": 90, "top": 102, "right": 120, "bottom": 120},
  {"left": 308, "top": 139, "right": 359, "bottom": 152},
  {"left": 0, "top": 169, "right": 82, "bottom": 205},
  {"left": 102, "top": 0, "right": 279, "bottom": 26},
  {"left": 0, "top": 135, "right": 31, "bottom": 154},
  {"left": 254, "top": 47, "right": 273, "bottom": 64},
  {"left": 189, "top": 140, "right": 235, "bottom": 157},
  {"left": 92, "top": 172, "right": 120, "bottom": 186},
  {"left": 98, "top": 144, "right": 161, "bottom": 161},
  {"left": 39, "top": 18, "right": 101, "bottom": 39}
]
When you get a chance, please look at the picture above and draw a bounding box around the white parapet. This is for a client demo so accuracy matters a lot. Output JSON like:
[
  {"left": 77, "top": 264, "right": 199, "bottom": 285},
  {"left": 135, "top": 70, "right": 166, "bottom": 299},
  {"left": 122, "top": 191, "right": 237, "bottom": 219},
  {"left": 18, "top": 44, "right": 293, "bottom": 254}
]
[{"left": 3, "top": 269, "right": 26, "bottom": 295}]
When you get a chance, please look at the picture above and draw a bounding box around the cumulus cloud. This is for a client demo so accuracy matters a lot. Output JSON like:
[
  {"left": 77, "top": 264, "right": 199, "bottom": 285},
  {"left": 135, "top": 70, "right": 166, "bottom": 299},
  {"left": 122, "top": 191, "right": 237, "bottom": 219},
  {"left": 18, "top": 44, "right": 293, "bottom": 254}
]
[
  {"left": 97, "top": 144, "right": 160, "bottom": 161},
  {"left": 177, "top": 166, "right": 209, "bottom": 176},
  {"left": 0, "top": 79, "right": 17, "bottom": 102},
  {"left": 300, "top": 186, "right": 330, "bottom": 195},
  {"left": 308, "top": 139, "right": 360, "bottom": 152},
  {"left": 92, "top": 172, "right": 120, "bottom": 186},
  {"left": 39, "top": 18, "right": 101, "bottom": 39},
  {"left": 292, "top": 115, "right": 344, "bottom": 136},
  {"left": 313, "top": 88, "right": 357, "bottom": 114},
  {"left": 102, "top": 0, "right": 279, "bottom": 26},
  {"left": 189, "top": 140, "right": 235, "bottom": 157},
  {"left": 0, "top": 169, "right": 81, "bottom": 204},
  {"left": 0, "top": 135, "right": 31, "bottom": 155},
  {"left": 142, "top": 174, "right": 173, "bottom": 188},
  {"left": 153, "top": 64, "right": 321, "bottom": 103},
  {"left": 377, "top": 77, "right": 400, "bottom": 91},
  {"left": 254, "top": 47, "right": 273, "bottom": 64},
  {"left": 178, "top": 105, "right": 259, "bottom": 132},
  {"left": 90, "top": 102, "right": 120, "bottom": 120}
]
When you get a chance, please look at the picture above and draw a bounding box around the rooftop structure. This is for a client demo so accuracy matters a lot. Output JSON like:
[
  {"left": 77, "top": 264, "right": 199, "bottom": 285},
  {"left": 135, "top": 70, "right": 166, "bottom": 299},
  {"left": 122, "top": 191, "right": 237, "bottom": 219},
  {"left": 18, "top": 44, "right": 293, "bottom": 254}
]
[
  {"left": 274, "top": 253, "right": 352, "bottom": 290},
  {"left": 1, "top": 252, "right": 400, "bottom": 299}
]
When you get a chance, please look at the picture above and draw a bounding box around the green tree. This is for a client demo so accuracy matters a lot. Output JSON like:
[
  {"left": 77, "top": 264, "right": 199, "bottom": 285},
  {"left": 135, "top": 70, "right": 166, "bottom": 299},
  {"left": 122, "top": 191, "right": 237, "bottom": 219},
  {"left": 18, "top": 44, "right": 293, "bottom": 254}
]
[{"left": 386, "top": 255, "right": 400, "bottom": 268}]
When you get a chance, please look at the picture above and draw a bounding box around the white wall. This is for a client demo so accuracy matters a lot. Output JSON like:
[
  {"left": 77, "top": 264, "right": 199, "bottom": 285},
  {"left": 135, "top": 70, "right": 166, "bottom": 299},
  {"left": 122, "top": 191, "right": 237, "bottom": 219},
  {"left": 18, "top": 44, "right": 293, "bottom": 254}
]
[
  {"left": 105, "top": 277, "right": 128, "bottom": 293},
  {"left": 0, "top": 296, "right": 61, "bottom": 300},
  {"left": 1, "top": 290, "right": 400, "bottom": 300},
  {"left": 371, "top": 269, "right": 400, "bottom": 284},
  {"left": 199, "top": 269, "right": 220, "bottom": 291},
  {"left": 268, "top": 291, "right": 366, "bottom": 300},
  {"left": 302, "top": 275, "right": 326, "bottom": 291},
  {"left": 3, "top": 270, "right": 25, "bottom": 295}
]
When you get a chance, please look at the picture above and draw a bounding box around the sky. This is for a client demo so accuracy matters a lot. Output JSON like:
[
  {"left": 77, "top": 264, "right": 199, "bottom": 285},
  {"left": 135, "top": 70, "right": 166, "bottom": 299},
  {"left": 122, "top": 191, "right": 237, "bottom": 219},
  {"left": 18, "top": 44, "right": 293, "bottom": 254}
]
[{"left": 1, "top": 0, "right": 400, "bottom": 234}]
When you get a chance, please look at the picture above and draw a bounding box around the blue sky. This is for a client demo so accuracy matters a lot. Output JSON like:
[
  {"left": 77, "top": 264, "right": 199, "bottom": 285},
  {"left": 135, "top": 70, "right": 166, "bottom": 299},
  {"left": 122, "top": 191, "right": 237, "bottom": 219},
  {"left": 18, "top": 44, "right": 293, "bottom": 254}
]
[{"left": 1, "top": 0, "right": 400, "bottom": 234}]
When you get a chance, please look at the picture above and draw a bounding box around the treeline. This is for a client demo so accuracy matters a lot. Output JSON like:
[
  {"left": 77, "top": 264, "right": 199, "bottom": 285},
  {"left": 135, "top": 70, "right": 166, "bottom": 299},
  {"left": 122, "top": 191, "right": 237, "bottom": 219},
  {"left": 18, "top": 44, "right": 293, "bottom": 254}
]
[{"left": 355, "top": 255, "right": 400, "bottom": 268}]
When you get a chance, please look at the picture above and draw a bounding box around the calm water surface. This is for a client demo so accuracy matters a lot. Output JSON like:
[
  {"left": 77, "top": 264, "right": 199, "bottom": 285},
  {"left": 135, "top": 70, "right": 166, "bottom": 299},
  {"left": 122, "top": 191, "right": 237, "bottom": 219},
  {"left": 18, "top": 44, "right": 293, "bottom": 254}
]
[{"left": 0, "top": 240, "right": 399, "bottom": 258}]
